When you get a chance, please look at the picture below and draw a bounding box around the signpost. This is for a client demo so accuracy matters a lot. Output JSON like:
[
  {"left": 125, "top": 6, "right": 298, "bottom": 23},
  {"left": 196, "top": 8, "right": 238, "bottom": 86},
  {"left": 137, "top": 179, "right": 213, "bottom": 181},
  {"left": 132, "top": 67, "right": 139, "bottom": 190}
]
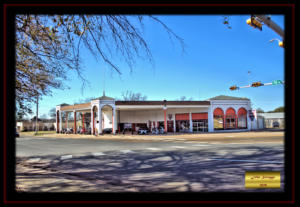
[
  {"left": 272, "top": 80, "right": 283, "bottom": 85},
  {"left": 229, "top": 80, "right": 284, "bottom": 90}
]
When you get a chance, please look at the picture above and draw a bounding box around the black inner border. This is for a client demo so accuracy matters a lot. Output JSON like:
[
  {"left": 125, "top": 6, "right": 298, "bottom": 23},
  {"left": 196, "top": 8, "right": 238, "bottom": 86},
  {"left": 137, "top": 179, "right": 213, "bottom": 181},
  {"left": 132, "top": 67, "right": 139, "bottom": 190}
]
[{"left": 3, "top": 2, "right": 294, "bottom": 203}]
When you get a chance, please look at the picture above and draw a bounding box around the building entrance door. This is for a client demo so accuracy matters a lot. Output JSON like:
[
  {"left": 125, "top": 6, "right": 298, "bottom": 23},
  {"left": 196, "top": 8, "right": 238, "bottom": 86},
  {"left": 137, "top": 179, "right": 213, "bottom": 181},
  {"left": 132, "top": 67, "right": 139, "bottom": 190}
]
[{"left": 193, "top": 120, "right": 208, "bottom": 132}]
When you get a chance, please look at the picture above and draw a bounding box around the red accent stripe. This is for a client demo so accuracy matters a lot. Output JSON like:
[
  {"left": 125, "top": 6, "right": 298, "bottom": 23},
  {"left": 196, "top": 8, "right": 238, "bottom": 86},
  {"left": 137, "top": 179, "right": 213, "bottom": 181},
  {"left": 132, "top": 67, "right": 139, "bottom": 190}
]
[
  {"left": 175, "top": 113, "right": 189, "bottom": 120},
  {"left": 213, "top": 108, "right": 224, "bottom": 116},
  {"left": 192, "top": 113, "right": 208, "bottom": 120},
  {"left": 238, "top": 107, "right": 247, "bottom": 115},
  {"left": 226, "top": 108, "right": 236, "bottom": 115}
]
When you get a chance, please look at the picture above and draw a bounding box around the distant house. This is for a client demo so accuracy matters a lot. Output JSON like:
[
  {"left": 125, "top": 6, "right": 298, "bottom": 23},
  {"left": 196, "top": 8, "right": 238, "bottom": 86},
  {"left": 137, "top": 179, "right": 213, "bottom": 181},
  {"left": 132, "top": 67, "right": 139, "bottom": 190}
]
[
  {"left": 256, "top": 112, "right": 284, "bottom": 129},
  {"left": 16, "top": 119, "right": 56, "bottom": 132}
]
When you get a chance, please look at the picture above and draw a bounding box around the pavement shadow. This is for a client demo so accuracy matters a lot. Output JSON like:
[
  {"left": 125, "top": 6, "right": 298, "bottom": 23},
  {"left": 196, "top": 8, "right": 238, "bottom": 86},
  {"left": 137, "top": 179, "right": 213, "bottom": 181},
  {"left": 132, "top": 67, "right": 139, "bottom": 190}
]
[{"left": 16, "top": 145, "right": 284, "bottom": 192}]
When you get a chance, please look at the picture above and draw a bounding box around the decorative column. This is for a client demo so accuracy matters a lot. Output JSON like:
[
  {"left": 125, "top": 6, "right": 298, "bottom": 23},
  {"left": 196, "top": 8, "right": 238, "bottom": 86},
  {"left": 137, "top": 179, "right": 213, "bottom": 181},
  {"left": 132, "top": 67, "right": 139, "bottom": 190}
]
[
  {"left": 208, "top": 106, "right": 214, "bottom": 132},
  {"left": 112, "top": 108, "right": 114, "bottom": 134},
  {"left": 59, "top": 110, "right": 62, "bottom": 133},
  {"left": 189, "top": 112, "right": 193, "bottom": 132},
  {"left": 173, "top": 114, "right": 176, "bottom": 133},
  {"left": 163, "top": 100, "right": 167, "bottom": 133},
  {"left": 91, "top": 107, "right": 94, "bottom": 135},
  {"left": 98, "top": 106, "right": 102, "bottom": 134},
  {"left": 82, "top": 112, "right": 85, "bottom": 133},
  {"left": 74, "top": 110, "right": 76, "bottom": 134},
  {"left": 113, "top": 108, "right": 117, "bottom": 134}
]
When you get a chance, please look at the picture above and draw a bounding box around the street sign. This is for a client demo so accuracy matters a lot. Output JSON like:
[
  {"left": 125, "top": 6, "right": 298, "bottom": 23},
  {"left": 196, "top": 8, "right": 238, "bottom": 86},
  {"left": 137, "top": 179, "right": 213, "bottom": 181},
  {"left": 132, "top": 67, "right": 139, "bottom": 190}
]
[
  {"left": 248, "top": 110, "right": 255, "bottom": 121},
  {"left": 272, "top": 80, "right": 283, "bottom": 85}
]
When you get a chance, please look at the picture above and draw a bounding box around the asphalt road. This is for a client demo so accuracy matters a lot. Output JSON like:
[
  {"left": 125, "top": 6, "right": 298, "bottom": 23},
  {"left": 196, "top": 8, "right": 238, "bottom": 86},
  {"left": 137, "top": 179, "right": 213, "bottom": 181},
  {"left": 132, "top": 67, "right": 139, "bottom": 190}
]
[
  {"left": 16, "top": 136, "right": 284, "bottom": 192},
  {"left": 16, "top": 136, "right": 283, "bottom": 157}
]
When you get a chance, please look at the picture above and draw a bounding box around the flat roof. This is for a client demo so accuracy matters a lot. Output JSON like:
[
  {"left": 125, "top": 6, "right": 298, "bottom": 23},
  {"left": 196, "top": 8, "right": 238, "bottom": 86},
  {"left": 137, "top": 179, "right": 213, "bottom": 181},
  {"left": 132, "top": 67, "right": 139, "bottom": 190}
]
[
  {"left": 115, "top": 101, "right": 211, "bottom": 105},
  {"left": 59, "top": 100, "right": 211, "bottom": 111}
]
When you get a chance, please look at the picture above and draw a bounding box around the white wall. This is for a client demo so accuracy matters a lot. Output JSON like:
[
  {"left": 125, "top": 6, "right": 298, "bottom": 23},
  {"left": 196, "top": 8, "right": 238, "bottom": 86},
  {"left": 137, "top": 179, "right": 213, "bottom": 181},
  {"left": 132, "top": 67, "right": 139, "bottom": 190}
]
[{"left": 119, "top": 108, "right": 209, "bottom": 123}]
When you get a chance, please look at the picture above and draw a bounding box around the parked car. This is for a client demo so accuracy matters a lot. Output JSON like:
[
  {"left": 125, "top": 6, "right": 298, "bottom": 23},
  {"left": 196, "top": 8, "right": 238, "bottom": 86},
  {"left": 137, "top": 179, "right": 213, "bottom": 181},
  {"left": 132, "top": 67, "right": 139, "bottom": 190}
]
[
  {"left": 16, "top": 130, "right": 20, "bottom": 138},
  {"left": 138, "top": 127, "right": 149, "bottom": 135},
  {"left": 273, "top": 121, "right": 280, "bottom": 128},
  {"left": 103, "top": 128, "right": 112, "bottom": 134}
]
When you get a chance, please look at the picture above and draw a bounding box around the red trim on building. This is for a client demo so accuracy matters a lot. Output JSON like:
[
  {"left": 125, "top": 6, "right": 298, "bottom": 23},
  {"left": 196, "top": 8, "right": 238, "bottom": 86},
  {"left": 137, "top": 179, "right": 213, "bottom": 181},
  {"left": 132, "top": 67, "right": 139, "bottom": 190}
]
[
  {"left": 225, "top": 108, "right": 237, "bottom": 129},
  {"left": 175, "top": 113, "right": 189, "bottom": 120},
  {"left": 213, "top": 108, "right": 225, "bottom": 129},
  {"left": 192, "top": 113, "right": 208, "bottom": 120},
  {"left": 226, "top": 108, "right": 236, "bottom": 115},
  {"left": 82, "top": 113, "right": 85, "bottom": 133},
  {"left": 238, "top": 107, "right": 247, "bottom": 115},
  {"left": 237, "top": 107, "right": 247, "bottom": 128},
  {"left": 213, "top": 108, "right": 224, "bottom": 116},
  {"left": 74, "top": 111, "right": 76, "bottom": 134}
]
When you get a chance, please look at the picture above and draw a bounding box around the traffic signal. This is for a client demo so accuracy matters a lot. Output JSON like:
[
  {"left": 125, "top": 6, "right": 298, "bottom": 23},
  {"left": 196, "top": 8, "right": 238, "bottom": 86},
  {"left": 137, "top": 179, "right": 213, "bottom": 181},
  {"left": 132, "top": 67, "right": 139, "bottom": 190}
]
[
  {"left": 278, "top": 41, "right": 284, "bottom": 48},
  {"left": 229, "top": 85, "right": 239, "bottom": 90},
  {"left": 246, "top": 16, "right": 263, "bottom": 31},
  {"left": 251, "top": 81, "right": 263, "bottom": 87}
]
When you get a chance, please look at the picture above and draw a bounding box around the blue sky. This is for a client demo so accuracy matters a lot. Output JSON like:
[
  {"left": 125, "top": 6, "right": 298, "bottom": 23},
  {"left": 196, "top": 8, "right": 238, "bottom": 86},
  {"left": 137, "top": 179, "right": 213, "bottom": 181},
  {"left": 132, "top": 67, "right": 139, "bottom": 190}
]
[{"left": 34, "top": 15, "right": 284, "bottom": 118}]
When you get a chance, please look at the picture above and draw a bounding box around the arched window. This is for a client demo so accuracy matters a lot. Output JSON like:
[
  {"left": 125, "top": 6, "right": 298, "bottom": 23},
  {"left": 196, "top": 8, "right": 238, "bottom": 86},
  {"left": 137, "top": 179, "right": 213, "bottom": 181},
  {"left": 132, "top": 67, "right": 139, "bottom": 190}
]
[
  {"left": 238, "top": 108, "right": 247, "bottom": 129},
  {"left": 225, "top": 108, "right": 237, "bottom": 129},
  {"left": 213, "top": 108, "right": 224, "bottom": 130}
]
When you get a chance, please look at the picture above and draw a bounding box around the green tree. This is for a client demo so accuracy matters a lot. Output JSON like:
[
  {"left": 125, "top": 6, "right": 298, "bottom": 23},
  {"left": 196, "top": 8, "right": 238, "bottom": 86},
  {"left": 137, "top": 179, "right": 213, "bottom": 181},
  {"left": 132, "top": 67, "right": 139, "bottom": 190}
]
[
  {"left": 48, "top": 107, "right": 56, "bottom": 119},
  {"left": 273, "top": 106, "right": 284, "bottom": 112},
  {"left": 256, "top": 108, "right": 265, "bottom": 113},
  {"left": 16, "top": 15, "right": 185, "bottom": 116}
]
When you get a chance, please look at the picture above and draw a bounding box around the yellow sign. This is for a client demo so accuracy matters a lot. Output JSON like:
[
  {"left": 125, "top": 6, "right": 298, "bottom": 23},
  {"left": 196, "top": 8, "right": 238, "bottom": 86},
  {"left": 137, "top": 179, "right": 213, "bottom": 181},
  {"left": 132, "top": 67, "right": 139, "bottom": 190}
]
[{"left": 245, "top": 171, "right": 281, "bottom": 188}]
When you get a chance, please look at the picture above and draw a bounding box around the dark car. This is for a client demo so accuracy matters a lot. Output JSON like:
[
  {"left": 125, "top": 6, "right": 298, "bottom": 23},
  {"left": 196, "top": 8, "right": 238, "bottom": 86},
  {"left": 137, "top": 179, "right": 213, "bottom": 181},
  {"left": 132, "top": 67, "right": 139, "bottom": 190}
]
[
  {"left": 16, "top": 128, "right": 20, "bottom": 137},
  {"left": 273, "top": 121, "right": 280, "bottom": 128},
  {"left": 103, "top": 128, "right": 112, "bottom": 134}
]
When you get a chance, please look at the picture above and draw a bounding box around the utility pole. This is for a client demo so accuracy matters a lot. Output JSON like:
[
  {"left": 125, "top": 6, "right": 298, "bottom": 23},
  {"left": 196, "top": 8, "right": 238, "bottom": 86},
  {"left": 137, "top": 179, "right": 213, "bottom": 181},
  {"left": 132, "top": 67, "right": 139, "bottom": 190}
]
[
  {"left": 34, "top": 74, "right": 39, "bottom": 135},
  {"left": 35, "top": 94, "right": 39, "bottom": 135}
]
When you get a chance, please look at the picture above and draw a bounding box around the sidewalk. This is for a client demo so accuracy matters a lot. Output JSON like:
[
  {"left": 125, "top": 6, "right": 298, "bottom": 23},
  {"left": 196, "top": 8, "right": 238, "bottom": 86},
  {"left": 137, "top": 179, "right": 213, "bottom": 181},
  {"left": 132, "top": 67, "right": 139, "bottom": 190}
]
[{"left": 19, "top": 130, "right": 284, "bottom": 143}]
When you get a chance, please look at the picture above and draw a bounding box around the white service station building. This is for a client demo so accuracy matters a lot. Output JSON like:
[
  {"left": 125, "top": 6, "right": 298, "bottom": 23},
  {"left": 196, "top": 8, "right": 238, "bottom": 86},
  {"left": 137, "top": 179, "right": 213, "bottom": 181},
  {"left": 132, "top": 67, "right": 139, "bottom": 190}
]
[{"left": 56, "top": 94, "right": 257, "bottom": 134}]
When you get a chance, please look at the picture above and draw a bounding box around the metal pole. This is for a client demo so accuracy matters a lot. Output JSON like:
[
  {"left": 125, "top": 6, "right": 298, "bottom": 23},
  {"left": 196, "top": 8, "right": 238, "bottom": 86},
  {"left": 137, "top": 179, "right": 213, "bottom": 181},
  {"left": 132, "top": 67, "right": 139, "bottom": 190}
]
[
  {"left": 255, "top": 15, "right": 284, "bottom": 40},
  {"left": 35, "top": 94, "right": 39, "bottom": 134},
  {"left": 34, "top": 74, "right": 39, "bottom": 135}
]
